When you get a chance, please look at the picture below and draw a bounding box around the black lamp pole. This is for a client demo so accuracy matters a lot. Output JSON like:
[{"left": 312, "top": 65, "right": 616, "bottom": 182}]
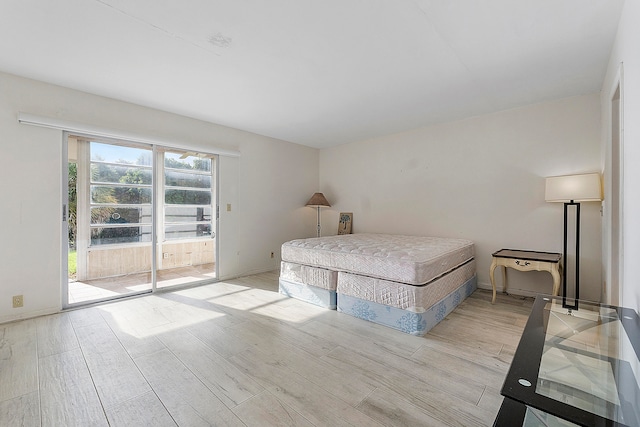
[{"left": 563, "top": 200, "right": 580, "bottom": 310}]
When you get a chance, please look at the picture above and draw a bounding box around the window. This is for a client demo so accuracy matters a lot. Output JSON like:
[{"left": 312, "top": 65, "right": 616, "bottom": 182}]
[
  {"left": 89, "top": 142, "right": 153, "bottom": 246},
  {"left": 163, "top": 152, "right": 213, "bottom": 240}
]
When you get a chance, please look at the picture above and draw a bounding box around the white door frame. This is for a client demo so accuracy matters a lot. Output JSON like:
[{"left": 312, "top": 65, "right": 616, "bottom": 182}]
[{"left": 603, "top": 63, "right": 624, "bottom": 306}]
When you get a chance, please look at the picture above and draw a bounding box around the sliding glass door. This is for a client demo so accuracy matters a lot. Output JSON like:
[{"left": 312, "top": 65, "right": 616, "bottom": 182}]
[
  {"left": 156, "top": 150, "right": 216, "bottom": 289},
  {"left": 65, "top": 135, "right": 217, "bottom": 307}
]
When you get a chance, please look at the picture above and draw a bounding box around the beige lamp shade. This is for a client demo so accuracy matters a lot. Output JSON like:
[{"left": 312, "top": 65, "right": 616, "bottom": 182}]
[
  {"left": 545, "top": 173, "right": 602, "bottom": 203},
  {"left": 306, "top": 192, "right": 331, "bottom": 207}
]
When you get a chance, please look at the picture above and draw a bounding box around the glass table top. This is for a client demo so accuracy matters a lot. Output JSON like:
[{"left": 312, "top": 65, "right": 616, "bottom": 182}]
[
  {"left": 522, "top": 405, "right": 580, "bottom": 426},
  {"left": 501, "top": 295, "right": 640, "bottom": 427}
]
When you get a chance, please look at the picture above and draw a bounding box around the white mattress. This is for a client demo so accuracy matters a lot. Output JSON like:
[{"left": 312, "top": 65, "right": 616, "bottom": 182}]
[
  {"left": 337, "top": 259, "right": 476, "bottom": 312},
  {"left": 281, "top": 233, "right": 474, "bottom": 285},
  {"left": 280, "top": 262, "right": 337, "bottom": 290}
]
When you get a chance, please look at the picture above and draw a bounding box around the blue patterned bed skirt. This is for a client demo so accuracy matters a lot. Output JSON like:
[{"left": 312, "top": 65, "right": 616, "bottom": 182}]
[
  {"left": 337, "top": 274, "right": 477, "bottom": 336},
  {"left": 278, "top": 279, "right": 337, "bottom": 309}
]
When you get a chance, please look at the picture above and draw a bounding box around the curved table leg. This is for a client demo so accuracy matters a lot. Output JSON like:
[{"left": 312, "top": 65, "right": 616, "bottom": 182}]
[
  {"left": 550, "top": 264, "right": 561, "bottom": 296},
  {"left": 490, "top": 258, "right": 498, "bottom": 304},
  {"left": 502, "top": 265, "right": 508, "bottom": 295}
]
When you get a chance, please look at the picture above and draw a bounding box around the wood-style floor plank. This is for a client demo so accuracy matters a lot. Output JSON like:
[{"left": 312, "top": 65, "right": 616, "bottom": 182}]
[
  {"left": 322, "top": 344, "right": 485, "bottom": 408},
  {"left": 230, "top": 346, "right": 384, "bottom": 426},
  {"left": 133, "top": 348, "right": 245, "bottom": 426},
  {"left": 0, "top": 319, "right": 38, "bottom": 403},
  {"left": 411, "top": 345, "right": 507, "bottom": 391},
  {"left": 0, "top": 272, "right": 534, "bottom": 427},
  {"left": 39, "top": 348, "right": 108, "bottom": 426},
  {"left": 186, "top": 319, "right": 252, "bottom": 358},
  {"left": 36, "top": 313, "right": 79, "bottom": 358},
  {"left": 103, "top": 322, "right": 167, "bottom": 360},
  {"left": 238, "top": 340, "right": 377, "bottom": 407},
  {"left": 299, "top": 314, "right": 420, "bottom": 361},
  {"left": 68, "top": 306, "right": 108, "bottom": 328},
  {"left": 158, "top": 329, "right": 264, "bottom": 408},
  {"left": 105, "top": 391, "right": 177, "bottom": 427},
  {"left": 311, "top": 309, "right": 426, "bottom": 356},
  {"left": 415, "top": 334, "right": 509, "bottom": 368},
  {"left": 74, "top": 321, "right": 152, "bottom": 409},
  {"left": 232, "top": 391, "right": 314, "bottom": 427},
  {"left": 358, "top": 386, "right": 453, "bottom": 427},
  {"left": 306, "top": 318, "right": 487, "bottom": 405},
  {"left": 247, "top": 314, "right": 338, "bottom": 357},
  {"left": 477, "top": 386, "right": 506, "bottom": 416},
  {"left": 225, "top": 314, "right": 337, "bottom": 360},
  {"left": 0, "top": 391, "right": 40, "bottom": 427}
]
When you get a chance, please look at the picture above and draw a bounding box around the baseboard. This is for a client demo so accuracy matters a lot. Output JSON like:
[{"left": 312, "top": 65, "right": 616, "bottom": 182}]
[
  {"left": 0, "top": 306, "right": 60, "bottom": 325},
  {"left": 217, "top": 267, "right": 277, "bottom": 282},
  {"left": 476, "top": 282, "right": 540, "bottom": 299},
  {"left": 477, "top": 281, "right": 501, "bottom": 292}
]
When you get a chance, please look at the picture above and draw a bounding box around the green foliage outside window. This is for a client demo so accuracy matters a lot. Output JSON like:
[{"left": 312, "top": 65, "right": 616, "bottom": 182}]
[{"left": 71, "top": 149, "right": 213, "bottom": 246}]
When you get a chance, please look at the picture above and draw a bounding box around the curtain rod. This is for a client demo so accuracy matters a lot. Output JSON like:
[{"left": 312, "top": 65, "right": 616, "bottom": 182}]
[{"left": 17, "top": 112, "right": 241, "bottom": 157}]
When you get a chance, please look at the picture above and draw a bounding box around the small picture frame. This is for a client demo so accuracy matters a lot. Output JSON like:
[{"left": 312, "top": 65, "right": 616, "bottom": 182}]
[{"left": 338, "top": 212, "right": 353, "bottom": 235}]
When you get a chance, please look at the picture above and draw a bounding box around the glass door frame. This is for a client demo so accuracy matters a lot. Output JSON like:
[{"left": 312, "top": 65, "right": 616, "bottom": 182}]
[
  {"left": 155, "top": 148, "right": 218, "bottom": 291},
  {"left": 62, "top": 131, "right": 220, "bottom": 309}
]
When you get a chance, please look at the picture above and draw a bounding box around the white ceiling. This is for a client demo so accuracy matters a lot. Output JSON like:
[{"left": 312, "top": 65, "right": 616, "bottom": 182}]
[{"left": 0, "top": 0, "right": 624, "bottom": 148}]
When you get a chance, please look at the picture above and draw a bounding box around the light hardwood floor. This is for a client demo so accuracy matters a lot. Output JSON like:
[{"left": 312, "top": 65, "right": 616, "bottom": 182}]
[{"left": 0, "top": 271, "right": 534, "bottom": 426}]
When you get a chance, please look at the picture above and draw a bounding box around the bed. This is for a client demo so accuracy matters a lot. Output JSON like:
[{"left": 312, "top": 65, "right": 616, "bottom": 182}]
[{"left": 279, "top": 233, "right": 476, "bottom": 335}]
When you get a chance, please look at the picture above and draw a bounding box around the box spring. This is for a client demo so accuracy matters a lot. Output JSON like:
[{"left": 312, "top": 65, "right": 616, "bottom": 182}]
[
  {"left": 278, "top": 261, "right": 337, "bottom": 309},
  {"left": 337, "top": 260, "right": 476, "bottom": 336}
]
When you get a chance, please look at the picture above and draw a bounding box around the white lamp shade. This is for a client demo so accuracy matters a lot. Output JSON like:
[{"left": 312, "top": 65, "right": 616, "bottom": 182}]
[{"left": 545, "top": 173, "right": 602, "bottom": 202}]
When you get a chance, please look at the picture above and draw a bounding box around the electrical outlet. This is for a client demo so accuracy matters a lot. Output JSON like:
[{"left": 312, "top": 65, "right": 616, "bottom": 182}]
[
  {"left": 270, "top": 252, "right": 275, "bottom": 259},
  {"left": 12, "top": 295, "right": 23, "bottom": 308},
  {"left": 163, "top": 253, "right": 169, "bottom": 259}
]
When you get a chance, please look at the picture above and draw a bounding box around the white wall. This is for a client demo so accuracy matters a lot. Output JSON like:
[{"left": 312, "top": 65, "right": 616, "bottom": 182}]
[
  {"left": 320, "top": 94, "right": 602, "bottom": 300},
  {"left": 236, "top": 134, "right": 320, "bottom": 275},
  {"left": 0, "top": 71, "right": 318, "bottom": 323},
  {"left": 601, "top": 0, "right": 640, "bottom": 313}
]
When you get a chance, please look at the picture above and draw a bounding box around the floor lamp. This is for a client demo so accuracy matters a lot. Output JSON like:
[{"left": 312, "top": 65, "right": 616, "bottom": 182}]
[
  {"left": 545, "top": 173, "right": 602, "bottom": 310},
  {"left": 306, "top": 192, "right": 331, "bottom": 237}
]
